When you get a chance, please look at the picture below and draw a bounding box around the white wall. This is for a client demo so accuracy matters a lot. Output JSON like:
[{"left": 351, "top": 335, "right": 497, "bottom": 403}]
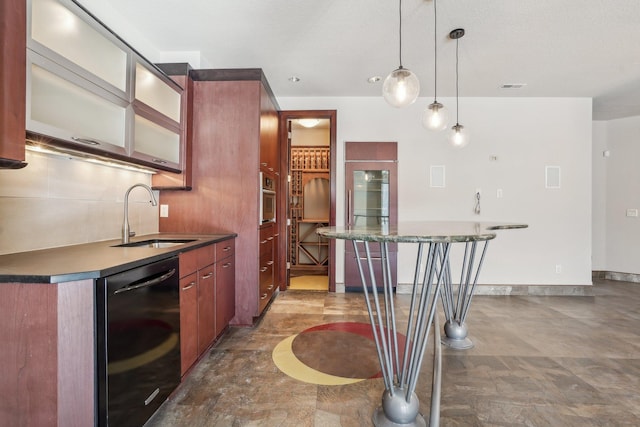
[
  {"left": 598, "top": 116, "right": 640, "bottom": 275},
  {"left": 75, "top": 0, "right": 208, "bottom": 68},
  {"left": 592, "top": 121, "right": 608, "bottom": 270},
  {"left": 279, "top": 96, "right": 594, "bottom": 286},
  {"left": 0, "top": 151, "right": 159, "bottom": 255}
]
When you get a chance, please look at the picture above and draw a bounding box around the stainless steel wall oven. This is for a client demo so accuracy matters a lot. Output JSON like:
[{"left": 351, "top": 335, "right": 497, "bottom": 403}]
[
  {"left": 260, "top": 171, "right": 276, "bottom": 224},
  {"left": 96, "top": 256, "right": 180, "bottom": 427}
]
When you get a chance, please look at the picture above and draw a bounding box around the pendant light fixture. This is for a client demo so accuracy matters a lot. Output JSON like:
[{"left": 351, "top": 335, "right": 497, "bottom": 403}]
[
  {"left": 422, "top": 0, "right": 449, "bottom": 131},
  {"left": 448, "top": 28, "right": 469, "bottom": 148},
  {"left": 383, "top": 0, "right": 420, "bottom": 107}
]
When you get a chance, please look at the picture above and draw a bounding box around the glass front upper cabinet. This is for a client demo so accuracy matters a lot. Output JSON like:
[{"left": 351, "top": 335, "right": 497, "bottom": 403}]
[
  {"left": 29, "top": 0, "right": 129, "bottom": 97},
  {"left": 134, "top": 63, "right": 181, "bottom": 123},
  {"left": 26, "top": 0, "right": 185, "bottom": 172},
  {"left": 133, "top": 113, "right": 180, "bottom": 167},
  {"left": 27, "top": 52, "right": 128, "bottom": 155}
]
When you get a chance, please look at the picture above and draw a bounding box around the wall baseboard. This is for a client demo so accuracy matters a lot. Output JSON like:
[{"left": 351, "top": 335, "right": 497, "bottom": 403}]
[
  {"left": 339, "top": 271, "right": 640, "bottom": 295},
  {"left": 593, "top": 270, "right": 640, "bottom": 283},
  {"left": 395, "top": 284, "right": 591, "bottom": 296}
]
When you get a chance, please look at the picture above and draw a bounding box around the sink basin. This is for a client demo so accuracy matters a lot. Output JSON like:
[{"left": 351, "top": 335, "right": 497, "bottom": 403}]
[{"left": 113, "top": 239, "right": 197, "bottom": 248}]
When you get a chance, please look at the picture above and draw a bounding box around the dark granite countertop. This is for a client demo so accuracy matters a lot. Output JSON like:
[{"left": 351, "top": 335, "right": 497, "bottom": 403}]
[{"left": 0, "top": 233, "right": 236, "bottom": 284}]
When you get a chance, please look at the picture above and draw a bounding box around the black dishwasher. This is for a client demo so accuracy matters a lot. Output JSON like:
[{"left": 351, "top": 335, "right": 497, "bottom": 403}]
[{"left": 96, "top": 256, "right": 180, "bottom": 427}]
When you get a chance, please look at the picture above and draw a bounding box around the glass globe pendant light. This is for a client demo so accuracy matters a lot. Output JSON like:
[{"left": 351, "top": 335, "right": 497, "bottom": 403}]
[
  {"left": 448, "top": 28, "right": 469, "bottom": 148},
  {"left": 422, "top": 0, "right": 449, "bottom": 131},
  {"left": 383, "top": 0, "right": 420, "bottom": 107}
]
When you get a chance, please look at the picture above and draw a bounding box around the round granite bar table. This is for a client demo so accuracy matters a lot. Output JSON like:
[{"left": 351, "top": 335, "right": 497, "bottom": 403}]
[{"left": 317, "top": 221, "right": 526, "bottom": 427}]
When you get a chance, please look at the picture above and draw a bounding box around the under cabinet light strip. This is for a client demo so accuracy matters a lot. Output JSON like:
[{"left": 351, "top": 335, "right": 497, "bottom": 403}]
[{"left": 25, "top": 141, "right": 156, "bottom": 174}]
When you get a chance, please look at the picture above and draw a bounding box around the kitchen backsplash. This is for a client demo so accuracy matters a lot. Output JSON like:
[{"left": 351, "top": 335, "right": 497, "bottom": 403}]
[{"left": 0, "top": 151, "right": 159, "bottom": 255}]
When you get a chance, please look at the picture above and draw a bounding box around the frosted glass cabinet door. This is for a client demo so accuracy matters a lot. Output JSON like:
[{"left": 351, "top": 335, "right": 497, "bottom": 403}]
[
  {"left": 135, "top": 63, "right": 181, "bottom": 123},
  {"left": 29, "top": 0, "right": 128, "bottom": 94},
  {"left": 28, "top": 61, "right": 127, "bottom": 151},
  {"left": 133, "top": 114, "right": 180, "bottom": 167}
]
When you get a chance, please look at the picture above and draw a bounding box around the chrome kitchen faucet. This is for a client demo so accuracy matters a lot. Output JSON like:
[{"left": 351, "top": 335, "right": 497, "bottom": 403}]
[{"left": 122, "top": 184, "right": 158, "bottom": 244}]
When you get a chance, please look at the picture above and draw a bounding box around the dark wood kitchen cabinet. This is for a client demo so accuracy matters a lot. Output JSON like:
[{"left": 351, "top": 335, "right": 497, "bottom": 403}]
[
  {"left": 159, "top": 69, "right": 280, "bottom": 325},
  {"left": 259, "top": 223, "right": 276, "bottom": 313},
  {"left": 0, "top": 0, "right": 27, "bottom": 169},
  {"left": 260, "top": 96, "right": 279, "bottom": 175},
  {"left": 178, "top": 238, "right": 235, "bottom": 376},
  {"left": 178, "top": 271, "right": 198, "bottom": 376},
  {"left": 178, "top": 244, "right": 215, "bottom": 375},
  {"left": 215, "top": 240, "right": 235, "bottom": 337},
  {"left": 198, "top": 260, "right": 216, "bottom": 354}
]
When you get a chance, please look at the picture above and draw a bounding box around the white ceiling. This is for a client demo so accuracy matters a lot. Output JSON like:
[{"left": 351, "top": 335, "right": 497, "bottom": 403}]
[{"left": 100, "top": 0, "right": 640, "bottom": 120}]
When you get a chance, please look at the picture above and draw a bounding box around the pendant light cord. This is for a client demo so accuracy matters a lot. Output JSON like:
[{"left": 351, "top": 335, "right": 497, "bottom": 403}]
[
  {"left": 455, "top": 36, "right": 459, "bottom": 125},
  {"left": 399, "top": 0, "right": 403, "bottom": 68}
]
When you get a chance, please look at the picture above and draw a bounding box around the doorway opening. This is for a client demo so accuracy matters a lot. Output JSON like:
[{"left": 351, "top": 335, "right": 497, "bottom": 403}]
[{"left": 278, "top": 111, "right": 336, "bottom": 292}]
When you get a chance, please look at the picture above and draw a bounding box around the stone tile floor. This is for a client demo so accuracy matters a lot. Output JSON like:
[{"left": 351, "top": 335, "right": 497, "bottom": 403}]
[{"left": 145, "top": 279, "right": 640, "bottom": 426}]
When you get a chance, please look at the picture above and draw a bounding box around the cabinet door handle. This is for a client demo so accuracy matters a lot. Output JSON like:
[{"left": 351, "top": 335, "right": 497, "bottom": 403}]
[
  {"left": 260, "top": 267, "right": 268, "bottom": 272},
  {"left": 152, "top": 159, "right": 167, "bottom": 164},
  {"left": 347, "top": 189, "right": 352, "bottom": 226},
  {"left": 223, "top": 262, "right": 232, "bottom": 268},
  {"left": 223, "top": 246, "right": 231, "bottom": 252},
  {"left": 182, "top": 281, "right": 196, "bottom": 291},
  {"left": 260, "top": 293, "right": 268, "bottom": 300},
  {"left": 267, "top": 284, "right": 274, "bottom": 290},
  {"left": 261, "top": 239, "right": 268, "bottom": 244},
  {"left": 71, "top": 136, "right": 100, "bottom": 146},
  {"left": 201, "top": 272, "right": 214, "bottom": 279},
  {"left": 267, "top": 237, "right": 274, "bottom": 241},
  {"left": 266, "top": 261, "right": 274, "bottom": 266},
  {"left": 114, "top": 268, "right": 176, "bottom": 295}
]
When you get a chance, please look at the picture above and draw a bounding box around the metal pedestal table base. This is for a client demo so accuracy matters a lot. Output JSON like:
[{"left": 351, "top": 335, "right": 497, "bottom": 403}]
[
  {"left": 439, "top": 240, "right": 490, "bottom": 350},
  {"left": 353, "top": 240, "right": 445, "bottom": 427}
]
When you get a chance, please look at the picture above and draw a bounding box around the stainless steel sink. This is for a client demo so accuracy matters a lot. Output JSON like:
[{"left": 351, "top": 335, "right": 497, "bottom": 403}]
[{"left": 112, "top": 239, "right": 197, "bottom": 248}]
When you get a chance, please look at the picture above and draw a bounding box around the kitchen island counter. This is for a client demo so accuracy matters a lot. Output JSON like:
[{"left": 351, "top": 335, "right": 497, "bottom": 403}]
[{"left": 0, "top": 232, "right": 236, "bottom": 283}]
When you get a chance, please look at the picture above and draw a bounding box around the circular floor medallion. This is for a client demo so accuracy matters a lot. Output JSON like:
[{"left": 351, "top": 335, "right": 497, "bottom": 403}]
[{"left": 272, "top": 322, "right": 406, "bottom": 385}]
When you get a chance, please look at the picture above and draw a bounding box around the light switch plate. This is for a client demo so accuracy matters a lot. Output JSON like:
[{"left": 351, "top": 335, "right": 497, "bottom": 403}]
[
  {"left": 626, "top": 209, "right": 638, "bottom": 217},
  {"left": 160, "top": 204, "right": 169, "bottom": 218}
]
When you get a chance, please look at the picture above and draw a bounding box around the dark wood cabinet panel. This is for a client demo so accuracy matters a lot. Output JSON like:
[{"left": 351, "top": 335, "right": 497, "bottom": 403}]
[
  {"left": 0, "top": 280, "right": 95, "bottom": 426},
  {"left": 215, "top": 240, "right": 235, "bottom": 338},
  {"left": 159, "top": 70, "right": 279, "bottom": 325},
  {"left": 0, "top": 0, "right": 27, "bottom": 168},
  {"left": 179, "top": 272, "right": 198, "bottom": 376},
  {"left": 260, "top": 84, "right": 279, "bottom": 174},
  {"left": 197, "top": 263, "right": 216, "bottom": 354}
]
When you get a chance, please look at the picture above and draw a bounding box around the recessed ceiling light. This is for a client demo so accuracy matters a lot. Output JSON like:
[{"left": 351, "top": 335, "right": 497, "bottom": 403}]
[
  {"left": 298, "top": 119, "right": 321, "bottom": 128},
  {"left": 367, "top": 76, "right": 381, "bottom": 84},
  {"left": 500, "top": 83, "right": 527, "bottom": 89},
  {"left": 288, "top": 76, "right": 300, "bottom": 83}
]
